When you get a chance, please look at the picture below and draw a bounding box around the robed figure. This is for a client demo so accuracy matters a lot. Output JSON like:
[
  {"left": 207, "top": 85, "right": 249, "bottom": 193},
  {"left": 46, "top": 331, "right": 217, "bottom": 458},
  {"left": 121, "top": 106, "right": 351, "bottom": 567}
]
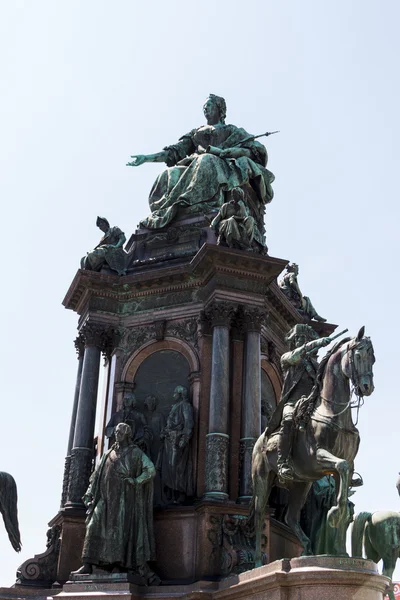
[
  {"left": 158, "top": 386, "right": 194, "bottom": 503},
  {"left": 73, "top": 423, "right": 159, "bottom": 584},
  {"left": 127, "top": 94, "right": 274, "bottom": 230}
]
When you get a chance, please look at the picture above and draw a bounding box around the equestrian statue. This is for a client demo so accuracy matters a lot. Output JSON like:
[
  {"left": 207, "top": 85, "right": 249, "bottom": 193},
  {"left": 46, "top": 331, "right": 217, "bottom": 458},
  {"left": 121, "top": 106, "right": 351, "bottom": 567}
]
[{"left": 251, "top": 325, "right": 375, "bottom": 565}]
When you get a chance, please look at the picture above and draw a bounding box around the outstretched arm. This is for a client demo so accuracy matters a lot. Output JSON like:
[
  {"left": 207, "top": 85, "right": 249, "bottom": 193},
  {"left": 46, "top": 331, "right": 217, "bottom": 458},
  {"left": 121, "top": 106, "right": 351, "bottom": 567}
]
[
  {"left": 282, "top": 337, "right": 331, "bottom": 366},
  {"left": 127, "top": 150, "right": 168, "bottom": 167}
]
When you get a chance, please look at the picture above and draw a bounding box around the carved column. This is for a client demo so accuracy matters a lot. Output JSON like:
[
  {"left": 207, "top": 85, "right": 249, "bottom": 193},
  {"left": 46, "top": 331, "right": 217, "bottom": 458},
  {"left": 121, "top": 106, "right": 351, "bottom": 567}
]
[
  {"left": 238, "top": 307, "right": 267, "bottom": 503},
  {"left": 204, "top": 302, "right": 235, "bottom": 501},
  {"left": 60, "top": 335, "right": 85, "bottom": 508},
  {"left": 65, "top": 323, "right": 105, "bottom": 510}
]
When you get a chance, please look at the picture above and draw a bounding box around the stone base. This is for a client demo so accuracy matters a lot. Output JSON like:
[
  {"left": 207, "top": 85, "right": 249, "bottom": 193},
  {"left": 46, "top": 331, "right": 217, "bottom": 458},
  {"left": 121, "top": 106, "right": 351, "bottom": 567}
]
[{"left": 4, "top": 556, "right": 388, "bottom": 600}]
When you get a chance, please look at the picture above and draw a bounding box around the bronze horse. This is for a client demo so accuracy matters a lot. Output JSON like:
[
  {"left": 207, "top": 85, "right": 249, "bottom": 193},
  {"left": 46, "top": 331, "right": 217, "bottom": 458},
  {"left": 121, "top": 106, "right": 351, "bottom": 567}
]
[
  {"left": 0, "top": 471, "right": 21, "bottom": 552},
  {"left": 251, "top": 327, "right": 375, "bottom": 565},
  {"left": 352, "top": 511, "right": 400, "bottom": 600}
]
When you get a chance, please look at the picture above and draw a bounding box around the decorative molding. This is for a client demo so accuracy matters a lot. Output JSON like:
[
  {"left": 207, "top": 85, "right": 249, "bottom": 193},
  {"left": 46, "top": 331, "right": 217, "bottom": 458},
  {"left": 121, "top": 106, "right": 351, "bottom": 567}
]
[
  {"left": 118, "top": 325, "right": 155, "bottom": 354},
  {"left": 66, "top": 447, "right": 93, "bottom": 507},
  {"left": 60, "top": 455, "right": 71, "bottom": 508},
  {"left": 154, "top": 319, "right": 167, "bottom": 341},
  {"left": 74, "top": 334, "right": 85, "bottom": 358},
  {"left": 166, "top": 318, "right": 199, "bottom": 349},
  {"left": 205, "top": 433, "right": 229, "bottom": 496},
  {"left": 239, "top": 437, "right": 257, "bottom": 499},
  {"left": 16, "top": 525, "right": 61, "bottom": 585}
]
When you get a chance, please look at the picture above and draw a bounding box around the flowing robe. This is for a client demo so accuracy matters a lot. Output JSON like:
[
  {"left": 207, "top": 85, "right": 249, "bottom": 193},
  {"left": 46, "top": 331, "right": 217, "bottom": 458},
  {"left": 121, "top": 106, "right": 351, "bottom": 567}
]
[
  {"left": 158, "top": 401, "right": 194, "bottom": 496},
  {"left": 82, "top": 444, "right": 156, "bottom": 570},
  {"left": 140, "top": 124, "right": 275, "bottom": 229},
  {"left": 80, "top": 226, "right": 126, "bottom": 274}
]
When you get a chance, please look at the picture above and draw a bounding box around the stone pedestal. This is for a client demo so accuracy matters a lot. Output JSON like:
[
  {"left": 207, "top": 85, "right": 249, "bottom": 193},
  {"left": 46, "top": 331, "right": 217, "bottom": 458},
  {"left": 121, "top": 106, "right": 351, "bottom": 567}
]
[
  {"left": 24, "top": 557, "right": 387, "bottom": 600},
  {"left": 19, "top": 238, "right": 339, "bottom": 589}
]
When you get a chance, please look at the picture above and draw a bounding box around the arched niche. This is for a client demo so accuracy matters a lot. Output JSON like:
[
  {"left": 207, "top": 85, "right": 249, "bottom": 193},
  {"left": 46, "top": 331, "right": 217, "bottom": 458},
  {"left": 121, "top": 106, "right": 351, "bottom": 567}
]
[
  {"left": 121, "top": 338, "right": 199, "bottom": 420},
  {"left": 133, "top": 349, "right": 191, "bottom": 418}
]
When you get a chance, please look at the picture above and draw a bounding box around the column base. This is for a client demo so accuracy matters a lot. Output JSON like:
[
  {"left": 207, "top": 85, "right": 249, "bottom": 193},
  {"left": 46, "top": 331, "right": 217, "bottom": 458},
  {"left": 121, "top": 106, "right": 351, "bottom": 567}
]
[
  {"left": 202, "top": 491, "right": 229, "bottom": 502},
  {"left": 236, "top": 495, "right": 252, "bottom": 504}
]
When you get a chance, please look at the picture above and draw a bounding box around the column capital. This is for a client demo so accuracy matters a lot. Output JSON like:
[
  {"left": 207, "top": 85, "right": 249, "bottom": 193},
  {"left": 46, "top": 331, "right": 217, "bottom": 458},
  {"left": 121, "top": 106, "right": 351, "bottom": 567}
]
[
  {"left": 205, "top": 302, "right": 236, "bottom": 328},
  {"left": 74, "top": 333, "right": 85, "bottom": 358},
  {"left": 241, "top": 307, "right": 268, "bottom": 333},
  {"left": 80, "top": 323, "right": 106, "bottom": 348}
]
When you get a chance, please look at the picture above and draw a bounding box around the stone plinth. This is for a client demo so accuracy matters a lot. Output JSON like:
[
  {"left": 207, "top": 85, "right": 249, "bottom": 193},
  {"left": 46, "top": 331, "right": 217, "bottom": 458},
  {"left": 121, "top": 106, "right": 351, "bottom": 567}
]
[{"left": 28, "top": 556, "right": 388, "bottom": 600}]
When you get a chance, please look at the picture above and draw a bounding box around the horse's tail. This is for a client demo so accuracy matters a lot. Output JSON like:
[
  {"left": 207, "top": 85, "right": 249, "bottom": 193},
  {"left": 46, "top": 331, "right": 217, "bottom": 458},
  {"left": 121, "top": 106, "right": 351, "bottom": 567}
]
[
  {"left": 351, "top": 511, "right": 372, "bottom": 558},
  {"left": 0, "top": 471, "right": 22, "bottom": 552},
  {"left": 246, "top": 494, "right": 255, "bottom": 535}
]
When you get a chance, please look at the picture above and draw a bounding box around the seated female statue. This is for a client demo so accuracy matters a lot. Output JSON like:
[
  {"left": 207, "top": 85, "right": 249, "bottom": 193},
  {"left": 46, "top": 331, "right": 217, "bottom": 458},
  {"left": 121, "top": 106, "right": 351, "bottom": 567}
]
[{"left": 127, "top": 94, "right": 275, "bottom": 230}]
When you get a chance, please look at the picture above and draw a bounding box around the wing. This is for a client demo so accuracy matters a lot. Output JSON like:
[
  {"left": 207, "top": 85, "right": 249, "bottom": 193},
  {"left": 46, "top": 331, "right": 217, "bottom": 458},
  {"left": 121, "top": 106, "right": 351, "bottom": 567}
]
[{"left": 0, "top": 471, "right": 22, "bottom": 552}]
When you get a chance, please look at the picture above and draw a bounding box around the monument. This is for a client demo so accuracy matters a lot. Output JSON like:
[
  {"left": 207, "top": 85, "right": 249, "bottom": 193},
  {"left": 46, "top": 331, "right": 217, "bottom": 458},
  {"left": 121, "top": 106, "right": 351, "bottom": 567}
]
[{"left": 8, "top": 94, "right": 389, "bottom": 600}]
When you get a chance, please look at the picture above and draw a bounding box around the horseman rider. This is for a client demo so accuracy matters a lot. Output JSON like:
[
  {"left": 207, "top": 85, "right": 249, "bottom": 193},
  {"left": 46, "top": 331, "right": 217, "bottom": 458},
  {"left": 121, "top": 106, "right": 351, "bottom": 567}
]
[{"left": 267, "top": 324, "right": 331, "bottom": 482}]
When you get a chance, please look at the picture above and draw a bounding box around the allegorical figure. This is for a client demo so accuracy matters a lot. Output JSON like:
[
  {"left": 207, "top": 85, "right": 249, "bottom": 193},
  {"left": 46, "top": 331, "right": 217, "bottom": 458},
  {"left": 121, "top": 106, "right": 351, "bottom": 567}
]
[
  {"left": 72, "top": 423, "right": 159, "bottom": 584},
  {"left": 105, "top": 393, "right": 151, "bottom": 454},
  {"left": 157, "top": 386, "right": 194, "bottom": 503},
  {"left": 301, "top": 476, "right": 356, "bottom": 555},
  {"left": 211, "top": 187, "right": 260, "bottom": 250},
  {"left": 279, "top": 263, "right": 326, "bottom": 322},
  {"left": 266, "top": 324, "right": 331, "bottom": 482},
  {"left": 127, "top": 94, "right": 275, "bottom": 229},
  {"left": 81, "top": 216, "right": 127, "bottom": 276}
]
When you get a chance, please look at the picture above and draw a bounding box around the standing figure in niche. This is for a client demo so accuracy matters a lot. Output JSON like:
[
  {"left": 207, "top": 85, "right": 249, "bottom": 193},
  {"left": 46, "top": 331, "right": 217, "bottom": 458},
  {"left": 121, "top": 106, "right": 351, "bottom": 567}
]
[
  {"left": 106, "top": 393, "right": 152, "bottom": 454},
  {"left": 279, "top": 263, "right": 326, "bottom": 322},
  {"left": 72, "top": 423, "right": 159, "bottom": 584},
  {"left": 127, "top": 94, "right": 274, "bottom": 230},
  {"left": 144, "top": 395, "right": 165, "bottom": 506},
  {"left": 157, "top": 386, "right": 194, "bottom": 504}
]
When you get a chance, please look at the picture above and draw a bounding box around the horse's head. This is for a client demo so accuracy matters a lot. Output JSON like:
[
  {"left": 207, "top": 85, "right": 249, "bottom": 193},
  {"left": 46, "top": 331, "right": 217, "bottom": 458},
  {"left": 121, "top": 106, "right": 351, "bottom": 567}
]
[{"left": 341, "top": 326, "right": 375, "bottom": 396}]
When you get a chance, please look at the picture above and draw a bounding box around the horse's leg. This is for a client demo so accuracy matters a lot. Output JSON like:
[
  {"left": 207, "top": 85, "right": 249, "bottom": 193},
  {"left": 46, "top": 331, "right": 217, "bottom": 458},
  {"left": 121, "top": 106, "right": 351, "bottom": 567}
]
[
  {"left": 382, "top": 553, "right": 398, "bottom": 600},
  {"left": 254, "top": 469, "right": 275, "bottom": 568},
  {"left": 363, "top": 522, "right": 380, "bottom": 564},
  {"left": 314, "top": 448, "right": 351, "bottom": 554},
  {"left": 285, "top": 481, "right": 313, "bottom": 555}
]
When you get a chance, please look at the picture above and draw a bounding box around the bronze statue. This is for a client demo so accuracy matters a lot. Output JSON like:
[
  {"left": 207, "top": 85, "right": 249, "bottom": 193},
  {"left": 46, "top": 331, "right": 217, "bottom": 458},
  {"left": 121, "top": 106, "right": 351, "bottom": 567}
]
[
  {"left": 352, "top": 510, "right": 400, "bottom": 600},
  {"left": 106, "top": 393, "right": 151, "bottom": 454},
  {"left": 211, "top": 187, "right": 260, "bottom": 250},
  {"left": 81, "top": 216, "right": 127, "bottom": 276},
  {"left": 127, "top": 94, "right": 275, "bottom": 230},
  {"left": 279, "top": 263, "right": 326, "bottom": 322},
  {"left": 251, "top": 327, "right": 375, "bottom": 563},
  {"left": 157, "top": 386, "right": 194, "bottom": 504},
  {"left": 72, "top": 423, "right": 159, "bottom": 584},
  {"left": 266, "top": 324, "right": 331, "bottom": 482},
  {"left": 301, "top": 476, "right": 356, "bottom": 555},
  {"left": 144, "top": 395, "right": 165, "bottom": 506},
  {"left": 0, "top": 471, "right": 21, "bottom": 552}
]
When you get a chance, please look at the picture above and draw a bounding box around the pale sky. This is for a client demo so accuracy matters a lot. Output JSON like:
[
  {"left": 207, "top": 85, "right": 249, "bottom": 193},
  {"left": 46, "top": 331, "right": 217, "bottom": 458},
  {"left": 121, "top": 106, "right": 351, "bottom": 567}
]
[{"left": 1, "top": 0, "right": 399, "bottom": 587}]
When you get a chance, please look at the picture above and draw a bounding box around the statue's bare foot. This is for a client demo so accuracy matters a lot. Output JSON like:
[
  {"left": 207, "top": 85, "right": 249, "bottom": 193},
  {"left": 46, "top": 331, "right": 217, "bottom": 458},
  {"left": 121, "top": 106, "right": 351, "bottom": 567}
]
[{"left": 71, "top": 563, "right": 93, "bottom": 575}]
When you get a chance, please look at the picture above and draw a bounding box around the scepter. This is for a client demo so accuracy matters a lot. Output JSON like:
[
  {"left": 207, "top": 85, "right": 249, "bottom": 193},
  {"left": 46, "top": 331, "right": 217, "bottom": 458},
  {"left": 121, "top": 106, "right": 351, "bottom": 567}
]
[
  {"left": 234, "top": 130, "right": 280, "bottom": 147},
  {"left": 204, "top": 130, "right": 280, "bottom": 156}
]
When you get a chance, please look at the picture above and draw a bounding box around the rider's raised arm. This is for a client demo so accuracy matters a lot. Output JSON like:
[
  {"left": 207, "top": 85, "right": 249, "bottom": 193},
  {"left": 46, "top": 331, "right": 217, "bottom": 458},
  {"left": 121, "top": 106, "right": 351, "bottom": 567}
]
[{"left": 281, "top": 347, "right": 307, "bottom": 367}]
